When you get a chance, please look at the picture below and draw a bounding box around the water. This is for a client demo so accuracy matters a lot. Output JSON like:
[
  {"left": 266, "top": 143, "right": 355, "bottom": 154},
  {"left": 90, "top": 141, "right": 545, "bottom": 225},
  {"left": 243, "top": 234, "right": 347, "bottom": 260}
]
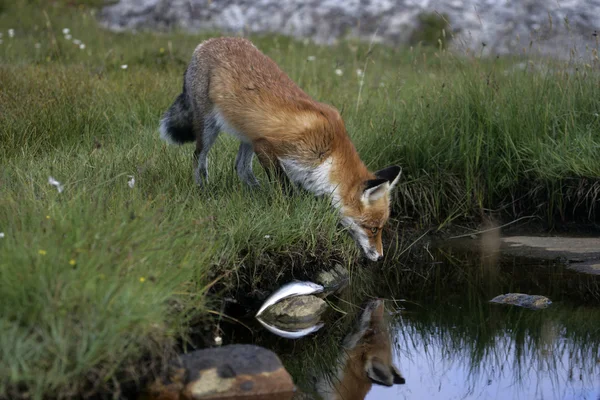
[{"left": 226, "top": 242, "right": 600, "bottom": 399}]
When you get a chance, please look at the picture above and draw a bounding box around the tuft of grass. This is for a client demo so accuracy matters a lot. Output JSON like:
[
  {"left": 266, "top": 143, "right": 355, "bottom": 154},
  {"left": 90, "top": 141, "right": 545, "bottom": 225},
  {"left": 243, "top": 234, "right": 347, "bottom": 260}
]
[
  {"left": 409, "top": 12, "right": 451, "bottom": 49},
  {"left": 1, "top": 0, "right": 599, "bottom": 398}
]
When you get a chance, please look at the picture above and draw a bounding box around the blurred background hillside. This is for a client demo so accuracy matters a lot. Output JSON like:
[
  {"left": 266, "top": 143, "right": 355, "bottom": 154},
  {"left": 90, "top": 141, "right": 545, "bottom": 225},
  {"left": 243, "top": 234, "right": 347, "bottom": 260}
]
[{"left": 101, "top": 0, "right": 600, "bottom": 61}]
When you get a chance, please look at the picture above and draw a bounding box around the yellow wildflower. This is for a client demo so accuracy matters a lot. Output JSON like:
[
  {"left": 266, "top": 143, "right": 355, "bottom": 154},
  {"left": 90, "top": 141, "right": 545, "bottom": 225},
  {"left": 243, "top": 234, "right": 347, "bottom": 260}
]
[
  {"left": 46, "top": 215, "right": 50, "bottom": 219},
  {"left": 38, "top": 250, "right": 47, "bottom": 255},
  {"left": 159, "top": 47, "right": 165, "bottom": 53},
  {"left": 139, "top": 277, "right": 146, "bottom": 283},
  {"left": 69, "top": 259, "right": 76, "bottom": 266}
]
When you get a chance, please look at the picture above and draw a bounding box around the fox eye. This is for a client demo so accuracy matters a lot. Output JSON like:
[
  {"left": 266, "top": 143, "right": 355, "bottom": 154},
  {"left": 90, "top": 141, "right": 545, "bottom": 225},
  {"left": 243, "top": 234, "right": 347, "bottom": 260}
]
[{"left": 370, "top": 227, "right": 379, "bottom": 235}]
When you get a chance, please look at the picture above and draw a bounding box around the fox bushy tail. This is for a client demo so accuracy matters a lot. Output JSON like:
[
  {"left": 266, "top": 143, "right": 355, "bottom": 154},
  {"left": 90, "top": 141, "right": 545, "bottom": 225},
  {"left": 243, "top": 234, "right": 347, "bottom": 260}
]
[{"left": 159, "top": 74, "right": 195, "bottom": 144}]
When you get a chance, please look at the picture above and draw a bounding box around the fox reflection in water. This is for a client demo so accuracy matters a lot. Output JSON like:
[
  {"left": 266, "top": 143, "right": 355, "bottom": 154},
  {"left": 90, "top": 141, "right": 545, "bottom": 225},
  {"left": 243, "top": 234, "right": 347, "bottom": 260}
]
[{"left": 308, "top": 299, "right": 405, "bottom": 400}]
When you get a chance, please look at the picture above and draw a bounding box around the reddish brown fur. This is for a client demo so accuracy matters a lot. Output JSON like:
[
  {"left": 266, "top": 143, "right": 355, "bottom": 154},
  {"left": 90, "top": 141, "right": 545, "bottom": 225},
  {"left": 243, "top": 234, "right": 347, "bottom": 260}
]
[
  {"left": 178, "top": 37, "right": 399, "bottom": 259},
  {"left": 193, "top": 37, "right": 372, "bottom": 177},
  {"left": 325, "top": 301, "right": 403, "bottom": 400}
]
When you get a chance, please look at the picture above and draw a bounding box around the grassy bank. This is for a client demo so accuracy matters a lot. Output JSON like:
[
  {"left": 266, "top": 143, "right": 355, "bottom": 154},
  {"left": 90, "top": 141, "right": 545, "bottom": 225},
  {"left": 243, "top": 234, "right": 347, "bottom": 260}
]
[{"left": 1, "top": 1, "right": 600, "bottom": 398}]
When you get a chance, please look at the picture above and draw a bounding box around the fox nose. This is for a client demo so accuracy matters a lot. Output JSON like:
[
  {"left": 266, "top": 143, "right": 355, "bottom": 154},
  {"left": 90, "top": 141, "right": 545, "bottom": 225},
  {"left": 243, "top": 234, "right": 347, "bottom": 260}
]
[{"left": 376, "top": 254, "right": 383, "bottom": 262}]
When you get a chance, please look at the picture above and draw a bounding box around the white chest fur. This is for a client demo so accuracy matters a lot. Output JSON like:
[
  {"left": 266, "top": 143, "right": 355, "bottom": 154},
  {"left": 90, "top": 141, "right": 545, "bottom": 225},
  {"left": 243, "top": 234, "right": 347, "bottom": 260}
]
[{"left": 279, "top": 157, "right": 340, "bottom": 205}]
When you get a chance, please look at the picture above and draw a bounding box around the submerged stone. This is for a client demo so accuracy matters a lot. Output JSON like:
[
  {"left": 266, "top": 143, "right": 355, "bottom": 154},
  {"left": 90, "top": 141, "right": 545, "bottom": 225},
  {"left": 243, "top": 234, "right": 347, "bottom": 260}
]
[
  {"left": 259, "top": 295, "right": 327, "bottom": 330},
  {"left": 489, "top": 293, "right": 552, "bottom": 310},
  {"left": 142, "top": 344, "right": 295, "bottom": 400}
]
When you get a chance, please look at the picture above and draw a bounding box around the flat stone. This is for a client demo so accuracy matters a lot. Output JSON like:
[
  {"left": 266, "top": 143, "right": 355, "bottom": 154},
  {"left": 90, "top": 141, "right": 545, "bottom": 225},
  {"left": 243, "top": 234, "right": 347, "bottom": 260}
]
[
  {"left": 490, "top": 293, "right": 552, "bottom": 310},
  {"left": 500, "top": 236, "right": 600, "bottom": 275},
  {"left": 502, "top": 237, "right": 600, "bottom": 256},
  {"left": 566, "top": 263, "right": 600, "bottom": 275},
  {"left": 143, "top": 345, "right": 295, "bottom": 400},
  {"left": 259, "top": 295, "right": 327, "bottom": 330}
]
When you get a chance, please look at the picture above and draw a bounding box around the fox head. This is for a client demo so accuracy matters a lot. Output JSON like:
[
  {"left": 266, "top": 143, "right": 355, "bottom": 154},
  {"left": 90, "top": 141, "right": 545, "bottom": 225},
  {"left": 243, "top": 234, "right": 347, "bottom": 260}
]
[
  {"left": 340, "top": 165, "right": 402, "bottom": 262},
  {"left": 336, "top": 299, "right": 405, "bottom": 399}
]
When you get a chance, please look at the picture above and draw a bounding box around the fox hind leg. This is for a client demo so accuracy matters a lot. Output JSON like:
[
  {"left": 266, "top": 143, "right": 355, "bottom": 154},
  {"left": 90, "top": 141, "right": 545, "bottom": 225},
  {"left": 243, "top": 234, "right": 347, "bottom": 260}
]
[
  {"left": 235, "top": 142, "right": 260, "bottom": 187},
  {"left": 193, "top": 116, "right": 220, "bottom": 186}
]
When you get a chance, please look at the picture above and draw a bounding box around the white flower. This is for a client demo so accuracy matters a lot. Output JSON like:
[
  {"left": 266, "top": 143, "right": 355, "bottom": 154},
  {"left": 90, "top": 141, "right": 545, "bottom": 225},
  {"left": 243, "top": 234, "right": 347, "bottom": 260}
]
[
  {"left": 379, "top": 82, "right": 385, "bottom": 87},
  {"left": 35, "top": 43, "right": 41, "bottom": 49},
  {"left": 264, "top": 235, "right": 271, "bottom": 239},
  {"left": 79, "top": 44, "right": 85, "bottom": 50},
  {"left": 356, "top": 68, "right": 363, "bottom": 77},
  {"left": 214, "top": 336, "right": 223, "bottom": 345},
  {"left": 127, "top": 176, "right": 135, "bottom": 189},
  {"left": 121, "top": 64, "right": 128, "bottom": 70},
  {"left": 0, "top": 232, "right": 5, "bottom": 239},
  {"left": 62, "top": 28, "right": 70, "bottom": 35},
  {"left": 73, "top": 39, "right": 81, "bottom": 45},
  {"left": 307, "top": 55, "right": 316, "bottom": 61},
  {"left": 8, "top": 29, "right": 15, "bottom": 38},
  {"left": 335, "top": 69, "right": 343, "bottom": 76},
  {"left": 48, "top": 176, "right": 64, "bottom": 193},
  {"left": 65, "top": 34, "right": 72, "bottom": 40}
]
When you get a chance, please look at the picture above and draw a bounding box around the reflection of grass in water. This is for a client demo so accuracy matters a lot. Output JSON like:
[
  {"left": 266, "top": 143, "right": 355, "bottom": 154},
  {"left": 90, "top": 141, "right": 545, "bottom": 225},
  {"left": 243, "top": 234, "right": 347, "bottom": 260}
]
[
  {"left": 395, "top": 304, "right": 600, "bottom": 392},
  {"left": 283, "top": 246, "right": 600, "bottom": 395},
  {"left": 254, "top": 249, "right": 600, "bottom": 397},
  {"left": 389, "top": 246, "right": 600, "bottom": 391}
]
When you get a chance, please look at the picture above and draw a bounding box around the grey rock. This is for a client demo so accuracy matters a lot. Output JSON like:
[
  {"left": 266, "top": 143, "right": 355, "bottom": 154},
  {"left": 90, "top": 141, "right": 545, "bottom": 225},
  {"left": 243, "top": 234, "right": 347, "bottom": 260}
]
[
  {"left": 490, "top": 293, "right": 552, "bottom": 310},
  {"left": 259, "top": 294, "right": 327, "bottom": 330},
  {"left": 99, "top": 0, "right": 600, "bottom": 60}
]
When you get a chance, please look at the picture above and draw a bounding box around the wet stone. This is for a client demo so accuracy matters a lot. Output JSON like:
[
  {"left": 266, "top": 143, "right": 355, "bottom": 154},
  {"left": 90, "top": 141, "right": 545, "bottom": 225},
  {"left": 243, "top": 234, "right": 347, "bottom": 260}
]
[
  {"left": 142, "top": 344, "right": 295, "bottom": 400},
  {"left": 259, "top": 295, "right": 327, "bottom": 330},
  {"left": 489, "top": 293, "right": 552, "bottom": 310},
  {"left": 315, "top": 264, "right": 349, "bottom": 297}
]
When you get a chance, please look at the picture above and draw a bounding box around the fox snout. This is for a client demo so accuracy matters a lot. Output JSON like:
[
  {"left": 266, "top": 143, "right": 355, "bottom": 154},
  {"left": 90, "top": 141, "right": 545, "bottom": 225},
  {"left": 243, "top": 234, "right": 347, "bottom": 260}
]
[
  {"left": 359, "top": 237, "right": 384, "bottom": 262},
  {"left": 342, "top": 218, "right": 385, "bottom": 261},
  {"left": 365, "top": 247, "right": 384, "bottom": 262}
]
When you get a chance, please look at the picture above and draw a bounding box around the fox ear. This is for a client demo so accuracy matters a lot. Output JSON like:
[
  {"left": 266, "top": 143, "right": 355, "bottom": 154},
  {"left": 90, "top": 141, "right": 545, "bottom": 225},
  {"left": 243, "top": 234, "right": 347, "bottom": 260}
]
[
  {"left": 391, "top": 365, "right": 406, "bottom": 385},
  {"left": 362, "top": 178, "right": 389, "bottom": 204},
  {"left": 365, "top": 358, "right": 394, "bottom": 387},
  {"left": 375, "top": 166, "right": 402, "bottom": 190}
]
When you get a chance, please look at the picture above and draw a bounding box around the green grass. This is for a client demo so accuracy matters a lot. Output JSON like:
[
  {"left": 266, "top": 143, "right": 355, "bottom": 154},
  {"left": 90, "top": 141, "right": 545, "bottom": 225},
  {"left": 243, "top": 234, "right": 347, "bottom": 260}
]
[{"left": 1, "top": 1, "right": 599, "bottom": 398}]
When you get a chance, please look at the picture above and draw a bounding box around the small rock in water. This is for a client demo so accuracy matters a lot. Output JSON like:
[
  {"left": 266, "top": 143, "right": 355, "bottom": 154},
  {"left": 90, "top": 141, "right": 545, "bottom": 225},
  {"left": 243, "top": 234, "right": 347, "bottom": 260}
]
[
  {"left": 259, "top": 295, "right": 327, "bottom": 330},
  {"left": 255, "top": 281, "right": 324, "bottom": 317},
  {"left": 255, "top": 281, "right": 326, "bottom": 338},
  {"left": 143, "top": 344, "right": 294, "bottom": 400},
  {"left": 489, "top": 293, "right": 551, "bottom": 310},
  {"left": 316, "top": 264, "right": 349, "bottom": 296}
]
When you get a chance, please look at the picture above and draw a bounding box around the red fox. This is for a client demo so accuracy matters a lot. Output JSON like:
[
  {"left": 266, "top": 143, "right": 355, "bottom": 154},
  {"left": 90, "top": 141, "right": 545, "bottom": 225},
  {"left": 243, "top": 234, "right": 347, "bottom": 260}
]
[
  {"left": 159, "top": 37, "right": 402, "bottom": 261},
  {"left": 313, "top": 299, "right": 405, "bottom": 399}
]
